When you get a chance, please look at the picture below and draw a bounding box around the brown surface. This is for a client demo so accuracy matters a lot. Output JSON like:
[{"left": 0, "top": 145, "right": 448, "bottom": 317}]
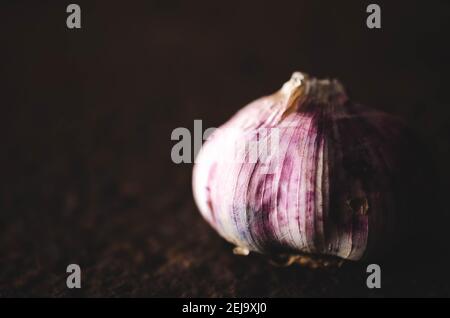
[{"left": 0, "top": 0, "right": 450, "bottom": 297}]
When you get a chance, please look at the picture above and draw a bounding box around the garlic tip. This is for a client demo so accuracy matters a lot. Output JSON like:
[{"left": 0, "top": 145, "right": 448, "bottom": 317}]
[{"left": 281, "top": 71, "right": 305, "bottom": 95}]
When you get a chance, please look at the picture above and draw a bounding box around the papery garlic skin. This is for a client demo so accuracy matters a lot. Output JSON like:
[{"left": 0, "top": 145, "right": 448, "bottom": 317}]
[{"left": 193, "top": 72, "right": 411, "bottom": 261}]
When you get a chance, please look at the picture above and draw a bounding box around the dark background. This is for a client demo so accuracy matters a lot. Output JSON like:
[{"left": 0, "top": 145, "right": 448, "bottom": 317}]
[{"left": 0, "top": 0, "right": 449, "bottom": 297}]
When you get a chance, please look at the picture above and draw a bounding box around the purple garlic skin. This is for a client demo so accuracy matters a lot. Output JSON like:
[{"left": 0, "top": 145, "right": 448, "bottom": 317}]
[{"left": 193, "top": 72, "right": 418, "bottom": 262}]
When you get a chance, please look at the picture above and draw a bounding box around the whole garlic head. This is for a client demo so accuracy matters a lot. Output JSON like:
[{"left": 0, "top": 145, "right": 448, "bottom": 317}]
[{"left": 193, "top": 72, "right": 420, "bottom": 263}]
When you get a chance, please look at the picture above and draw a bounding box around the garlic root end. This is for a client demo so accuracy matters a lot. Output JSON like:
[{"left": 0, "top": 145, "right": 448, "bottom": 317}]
[{"left": 233, "top": 246, "right": 250, "bottom": 256}]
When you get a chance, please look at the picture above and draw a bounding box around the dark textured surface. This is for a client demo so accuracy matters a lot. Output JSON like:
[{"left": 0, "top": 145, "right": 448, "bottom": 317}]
[{"left": 1, "top": 0, "right": 450, "bottom": 297}]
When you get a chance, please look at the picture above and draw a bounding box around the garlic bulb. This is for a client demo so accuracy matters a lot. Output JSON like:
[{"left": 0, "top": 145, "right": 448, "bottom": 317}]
[{"left": 193, "top": 72, "right": 419, "bottom": 263}]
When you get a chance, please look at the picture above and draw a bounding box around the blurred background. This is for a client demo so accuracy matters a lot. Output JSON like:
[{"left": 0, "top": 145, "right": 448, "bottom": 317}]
[{"left": 0, "top": 0, "right": 449, "bottom": 297}]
